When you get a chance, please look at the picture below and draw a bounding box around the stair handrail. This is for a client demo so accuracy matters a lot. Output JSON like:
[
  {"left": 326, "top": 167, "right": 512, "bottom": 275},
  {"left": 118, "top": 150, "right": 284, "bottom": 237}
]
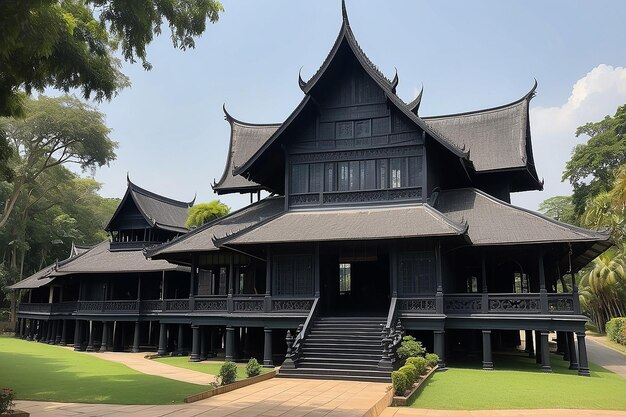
[
  {"left": 379, "top": 297, "right": 399, "bottom": 370},
  {"left": 385, "top": 297, "right": 398, "bottom": 330},
  {"left": 291, "top": 297, "right": 319, "bottom": 362}
]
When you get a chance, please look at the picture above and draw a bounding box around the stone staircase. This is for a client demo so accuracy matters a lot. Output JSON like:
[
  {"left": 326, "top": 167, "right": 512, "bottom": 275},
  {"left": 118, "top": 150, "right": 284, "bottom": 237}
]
[{"left": 278, "top": 316, "right": 391, "bottom": 382}]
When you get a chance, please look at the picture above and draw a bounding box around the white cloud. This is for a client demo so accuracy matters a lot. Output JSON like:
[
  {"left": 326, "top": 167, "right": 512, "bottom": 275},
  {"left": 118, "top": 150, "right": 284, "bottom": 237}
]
[{"left": 512, "top": 65, "right": 626, "bottom": 211}]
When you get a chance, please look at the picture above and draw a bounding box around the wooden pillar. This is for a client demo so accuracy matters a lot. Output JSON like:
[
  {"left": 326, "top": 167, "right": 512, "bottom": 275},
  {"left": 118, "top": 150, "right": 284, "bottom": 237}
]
[
  {"left": 535, "top": 330, "right": 542, "bottom": 364},
  {"left": 176, "top": 323, "right": 185, "bottom": 355},
  {"left": 524, "top": 330, "right": 534, "bottom": 358},
  {"left": 27, "top": 319, "right": 34, "bottom": 341},
  {"left": 576, "top": 332, "right": 591, "bottom": 376},
  {"left": 225, "top": 326, "right": 235, "bottom": 361},
  {"left": 46, "top": 320, "right": 54, "bottom": 344},
  {"left": 538, "top": 253, "right": 548, "bottom": 314},
  {"left": 55, "top": 320, "right": 62, "bottom": 344},
  {"left": 265, "top": 246, "right": 272, "bottom": 312},
  {"left": 482, "top": 330, "right": 493, "bottom": 370},
  {"left": 263, "top": 328, "right": 274, "bottom": 368},
  {"left": 200, "top": 326, "right": 207, "bottom": 360},
  {"left": 132, "top": 321, "right": 141, "bottom": 353},
  {"left": 158, "top": 322, "right": 167, "bottom": 356},
  {"left": 190, "top": 325, "right": 201, "bottom": 362},
  {"left": 99, "top": 321, "right": 109, "bottom": 352},
  {"left": 481, "top": 254, "right": 488, "bottom": 313},
  {"left": 227, "top": 256, "right": 234, "bottom": 313},
  {"left": 434, "top": 330, "right": 446, "bottom": 369},
  {"left": 74, "top": 320, "right": 82, "bottom": 350},
  {"left": 540, "top": 331, "right": 552, "bottom": 372},
  {"left": 86, "top": 320, "right": 95, "bottom": 352},
  {"left": 435, "top": 242, "right": 443, "bottom": 314},
  {"left": 60, "top": 320, "right": 68, "bottom": 346},
  {"left": 567, "top": 332, "right": 579, "bottom": 370}
]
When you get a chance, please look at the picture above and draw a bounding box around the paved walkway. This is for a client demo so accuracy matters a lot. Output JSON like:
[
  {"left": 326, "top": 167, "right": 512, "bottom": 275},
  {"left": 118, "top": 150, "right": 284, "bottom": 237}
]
[
  {"left": 79, "top": 351, "right": 216, "bottom": 385},
  {"left": 15, "top": 378, "right": 392, "bottom": 417},
  {"left": 586, "top": 336, "right": 626, "bottom": 378},
  {"left": 380, "top": 409, "right": 626, "bottom": 417}
]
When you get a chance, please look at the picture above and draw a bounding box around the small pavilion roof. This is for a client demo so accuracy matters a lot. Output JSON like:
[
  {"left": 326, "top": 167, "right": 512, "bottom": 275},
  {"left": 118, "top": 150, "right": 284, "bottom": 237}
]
[
  {"left": 8, "top": 265, "right": 56, "bottom": 289},
  {"left": 219, "top": 204, "right": 467, "bottom": 245},
  {"left": 106, "top": 176, "right": 194, "bottom": 233},
  {"left": 147, "top": 196, "right": 285, "bottom": 259},
  {"left": 212, "top": 107, "right": 280, "bottom": 194}
]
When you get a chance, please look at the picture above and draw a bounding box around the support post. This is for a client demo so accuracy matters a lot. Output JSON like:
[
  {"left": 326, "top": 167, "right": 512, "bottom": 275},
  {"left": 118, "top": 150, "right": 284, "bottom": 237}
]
[
  {"left": 225, "top": 326, "right": 235, "bottom": 361},
  {"left": 538, "top": 253, "right": 548, "bottom": 314},
  {"left": 176, "top": 324, "right": 184, "bottom": 356},
  {"left": 190, "top": 325, "right": 200, "bottom": 362},
  {"left": 435, "top": 242, "right": 443, "bottom": 314},
  {"left": 535, "top": 330, "right": 542, "bottom": 364},
  {"left": 540, "top": 331, "right": 552, "bottom": 372},
  {"left": 27, "top": 319, "right": 34, "bottom": 341},
  {"left": 434, "top": 330, "right": 446, "bottom": 370},
  {"left": 86, "top": 320, "right": 95, "bottom": 352},
  {"left": 46, "top": 320, "right": 54, "bottom": 344},
  {"left": 227, "top": 256, "right": 234, "bottom": 313},
  {"left": 100, "top": 321, "right": 109, "bottom": 352},
  {"left": 482, "top": 330, "right": 493, "bottom": 370},
  {"left": 55, "top": 319, "right": 62, "bottom": 344},
  {"left": 576, "top": 332, "right": 591, "bottom": 376},
  {"left": 567, "top": 332, "right": 579, "bottom": 370},
  {"left": 158, "top": 322, "right": 167, "bottom": 356},
  {"left": 200, "top": 326, "right": 207, "bottom": 360},
  {"left": 74, "top": 320, "right": 82, "bottom": 350},
  {"left": 60, "top": 319, "right": 68, "bottom": 346},
  {"left": 481, "top": 253, "right": 488, "bottom": 313},
  {"left": 132, "top": 321, "right": 141, "bottom": 353},
  {"left": 264, "top": 246, "right": 272, "bottom": 312},
  {"left": 263, "top": 328, "right": 274, "bottom": 368},
  {"left": 524, "top": 329, "right": 535, "bottom": 358}
]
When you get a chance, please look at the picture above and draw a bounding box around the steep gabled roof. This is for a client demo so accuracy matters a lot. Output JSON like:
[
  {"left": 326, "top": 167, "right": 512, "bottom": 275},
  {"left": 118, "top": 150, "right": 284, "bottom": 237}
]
[
  {"left": 423, "top": 82, "right": 542, "bottom": 189},
  {"left": 218, "top": 204, "right": 467, "bottom": 245},
  {"left": 212, "top": 106, "right": 280, "bottom": 194},
  {"left": 8, "top": 264, "right": 56, "bottom": 289},
  {"left": 106, "top": 176, "right": 194, "bottom": 233},
  {"left": 147, "top": 196, "right": 285, "bottom": 259}
]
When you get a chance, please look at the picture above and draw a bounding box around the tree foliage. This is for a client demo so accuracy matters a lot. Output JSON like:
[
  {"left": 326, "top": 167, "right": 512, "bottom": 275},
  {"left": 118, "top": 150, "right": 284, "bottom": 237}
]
[
  {"left": 0, "top": 95, "right": 117, "bottom": 229},
  {"left": 562, "top": 104, "right": 626, "bottom": 215},
  {"left": 185, "top": 200, "right": 230, "bottom": 228},
  {"left": 538, "top": 196, "right": 577, "bottom": 225},
  {"left": 0, "top": 0, "right": 224, "bottom": 173}
]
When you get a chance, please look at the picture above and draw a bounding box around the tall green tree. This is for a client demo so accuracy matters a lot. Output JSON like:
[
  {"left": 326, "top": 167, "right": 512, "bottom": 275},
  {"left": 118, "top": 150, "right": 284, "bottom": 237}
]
[
  {"left": 186, "top": 201, "right": 230, "bottom": 228},
  {"left": 538, "top": 195, "right": 577, "bottom": 225},
  {"left": 0, "top": 95, "right": 117, "bottom": 229},
  {"left": 562, "top": 104, "right": 626, "bottom": 215},
  {"left": 0, "top": 0, "right": 224, "bottom": 174}
]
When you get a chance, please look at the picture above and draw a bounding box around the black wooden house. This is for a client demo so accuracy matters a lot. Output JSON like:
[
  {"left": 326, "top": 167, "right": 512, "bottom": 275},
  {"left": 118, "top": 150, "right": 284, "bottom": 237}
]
[{"left": 12, "top": 2, "right": 610, "bottom": 382}]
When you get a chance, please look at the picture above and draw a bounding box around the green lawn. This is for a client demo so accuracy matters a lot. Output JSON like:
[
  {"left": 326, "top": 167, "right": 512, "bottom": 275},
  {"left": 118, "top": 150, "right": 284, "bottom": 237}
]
[
  {"left": 0, "top": 337, "right": 208, "bottom": 404},
  {"left": 411, "top": 353, "right": 626, "bottom": 410},
  {"left": 154, "top": 356, "right": 273, "bottom": 381}
]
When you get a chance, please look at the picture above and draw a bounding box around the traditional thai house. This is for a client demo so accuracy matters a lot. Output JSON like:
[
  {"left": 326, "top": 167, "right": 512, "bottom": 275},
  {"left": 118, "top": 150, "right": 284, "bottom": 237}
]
[{"left": 13, "top": 1, "right": 610, "bottom": 382}]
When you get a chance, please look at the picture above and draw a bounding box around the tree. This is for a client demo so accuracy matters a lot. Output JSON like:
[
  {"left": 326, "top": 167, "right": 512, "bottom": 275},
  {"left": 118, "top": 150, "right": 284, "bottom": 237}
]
[
  {"left": 538, "top": 196, "right": 577, "bottom": 225},
  {"left": 0, "top": 95, "right": 117, "bottom": 229},
  {"left": 0, "top": 0, "right": 224, "bottom": 173},
  {"left": 186, "top": 201, "right": 230, "bottom": 228},
  {"left": 562, "top": 104, "right": 626, "bottom": 214}
]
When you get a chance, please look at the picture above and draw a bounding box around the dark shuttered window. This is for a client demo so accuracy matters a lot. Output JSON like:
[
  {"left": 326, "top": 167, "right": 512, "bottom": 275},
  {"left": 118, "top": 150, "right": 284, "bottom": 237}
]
[
  {"left": 273, "top": 255, "right": 314, "bottom": 296},
  {"left": 398, "top": 251, "right": 436, "bottom": 295}
]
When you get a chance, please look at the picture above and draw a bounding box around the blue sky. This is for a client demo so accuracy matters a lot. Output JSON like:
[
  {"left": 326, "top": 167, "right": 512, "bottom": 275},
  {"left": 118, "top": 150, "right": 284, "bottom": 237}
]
[{"left": 88, "top": 0, "right": 626, "bottom": 212}]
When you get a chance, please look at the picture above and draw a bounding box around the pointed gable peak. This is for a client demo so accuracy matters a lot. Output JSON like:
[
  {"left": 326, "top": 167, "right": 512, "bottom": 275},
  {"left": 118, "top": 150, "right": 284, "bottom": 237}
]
[{"left": 299, "top": 0, "right": 397, "bottom": 95}]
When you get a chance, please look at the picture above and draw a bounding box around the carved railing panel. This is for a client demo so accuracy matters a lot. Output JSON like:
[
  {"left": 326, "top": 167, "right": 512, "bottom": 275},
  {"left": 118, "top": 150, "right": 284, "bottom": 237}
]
[
  {"left": 165, "top": 299, "right": 190, "bottom": 312},
  {"left": 195, "top": 297, "right": 227, "bottom": 312},
  {"left": 78, "top": 301, "right": 104, "bottom": 311},
  {"left": 444, "top": 295, "right": 482, "bottom": 313},
  {"left": 233, "top": 299, "right": 264, "bottom": 312},
  {"left": 272, "top": 298, "right": 314, "bottom": 312},
  {"left": 103, "top": 300, "right": 138, "bottom": 311},
  {"left": 52, "top": 302, "right": 77, "bottom": 313},
  {"left": 488, "top": 294, "right": 541, "bottom": 313},
  {"left": 397, "top": 297, "right": 436, "bottom": 313},
  {"left": 18, "top": 303, "right": 52, "bottom": 314},
  {"left": 548, "top": 294, "right": 575, "bottom": 313},
  {"left": 139, "top": 300, "right": 163, "bottom": 312}
]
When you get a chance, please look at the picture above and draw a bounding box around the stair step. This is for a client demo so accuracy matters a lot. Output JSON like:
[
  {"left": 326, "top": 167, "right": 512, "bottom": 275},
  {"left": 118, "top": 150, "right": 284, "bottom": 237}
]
[
  {"left": 298, "top": 361, "right": 381, "bottom": 370},
  {"left": 279, "top": 367, "right": 391, "bottom": 379},
  {"left": 300, "top": 356, "right": 381, "bottom": 364},
  {"left": 300, "top": 351, "right": 381, "bottom": 360},
  {"left": 277, "top": 372, "right": 391, "bottom": 383}
]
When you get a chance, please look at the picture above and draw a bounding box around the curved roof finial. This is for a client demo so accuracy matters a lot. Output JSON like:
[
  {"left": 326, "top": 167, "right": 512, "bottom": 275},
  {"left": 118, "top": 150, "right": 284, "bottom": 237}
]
[
  {"left": 391, "top": 67, "right": 399, "bottom": 92},
  {"left": 223, "top": 103, "right": 233, "bottom": 122},
  {"left": 527, "top": 78, "right": 538, "bottom": 99},
  {"left": 342, "top": 0, "right": 349, "bottom": 26},
  {"left": 189, "top": 192, "right": 197, "bottom": 207},
  {"left": 407, "top": 84, "right": 424, "bottom": 115},
  {"left": 298, "top": 67, "right": 306, "bottom": 91},
  {"left": 126, "top": 171, "right": 131, "bottom": 185}
]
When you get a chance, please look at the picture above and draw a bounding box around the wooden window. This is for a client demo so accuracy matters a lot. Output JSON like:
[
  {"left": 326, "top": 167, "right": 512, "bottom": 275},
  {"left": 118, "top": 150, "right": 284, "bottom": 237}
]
[
  {"left": 466, "top": 276, "right": 478, "bottom": 293},
  {"left": 218, "top": 266, "right": 228, "bottom": 295},
  {"left": 377, "top": 159, "right": 388, "bottom": 189},
  {"left": 349, "top": 161, "right": 360, "bottom": 190},
  {"left": 324, "top": 163, "right": 335, "bottom": 191},
  {"left": 338, "top": 162, "right": 350, "bottom": 191},
  {"left": 398, "top": 251, "right": 435, "bottom": 295},
  {"left": 290, "top": 164, "right": 309, "bottom": 194},
  {"left": 390, "top": 157, "right": 404, "bottom": 188},
  {"left": 197, "top": 269, "right": 212, "bottom": 295},
  {"left": 408, "top": 156, "right": 422, "bottom": 187},
  {"left": 339, "top": 263, "right": 351, "bottom": 294},
  {"left": 309, "top": 163, "right": 323, "bottom": 193},
  {"left": 273, "top": 255, "right": 314, "bottom": 296}
]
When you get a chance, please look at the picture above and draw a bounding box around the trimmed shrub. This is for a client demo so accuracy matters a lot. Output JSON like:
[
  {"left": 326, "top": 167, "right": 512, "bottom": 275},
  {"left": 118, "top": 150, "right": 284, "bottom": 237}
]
[
  {"left": 245, "top": 358, "right": 262, "bottom": 377},
  {"left": 392, "top": 371, "right": 410, "bottom": 396},
  {"left": 606, "top": 318, "right": 626, "bottom": 346},
  {"left": 406, "top": 356, "right": 428, "bottom": 376},
  {"left": 0, "top": 388, "right": 14, "bottom": 414},
  {"left": 219, "top": 361, "right": 238, "bottom": 385},
  {"left": 425, "top": 353, "right": 439, "bottom": 368},
  {"left": 398, "top": 364, "right": 417, "bottom": 384},
  {"left": 396, "top": 335, "right": 425, "bottom": 361}
]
